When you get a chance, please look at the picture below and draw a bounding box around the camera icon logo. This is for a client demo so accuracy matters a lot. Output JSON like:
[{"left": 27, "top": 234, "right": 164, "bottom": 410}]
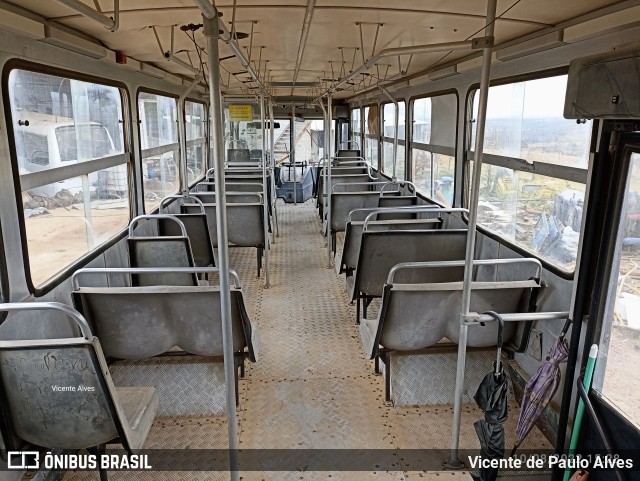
[{"left": 7, "top": 451, "right": 40, "bottom": 469}]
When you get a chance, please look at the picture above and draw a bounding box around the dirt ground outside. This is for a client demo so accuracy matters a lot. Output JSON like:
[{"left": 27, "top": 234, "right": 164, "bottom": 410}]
[{"left": 24, "top": 202, "right": 129, "bottom": 286}]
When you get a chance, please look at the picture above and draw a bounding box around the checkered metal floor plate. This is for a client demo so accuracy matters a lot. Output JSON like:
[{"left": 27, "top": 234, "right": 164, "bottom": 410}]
[{"left": 63, "top": 200, "right": 550, "bottom": 481}]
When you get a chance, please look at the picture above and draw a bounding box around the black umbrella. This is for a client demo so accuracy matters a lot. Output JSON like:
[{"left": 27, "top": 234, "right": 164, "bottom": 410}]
[{"left": 474, "top": 311, "right": 509, "bottom": 481}]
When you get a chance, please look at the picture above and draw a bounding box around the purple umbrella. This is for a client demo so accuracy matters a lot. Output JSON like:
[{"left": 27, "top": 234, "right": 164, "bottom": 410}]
[{"left": 510, "top": 330, "right": 570, "bottom": 455}]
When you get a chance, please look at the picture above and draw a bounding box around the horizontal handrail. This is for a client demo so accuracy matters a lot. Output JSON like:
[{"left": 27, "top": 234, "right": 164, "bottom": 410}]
[
  {"left": 348, "top": 205, "right": 440, "bottom": 222},
  {"left": 72, "top": 267, "right": 241, "bottom": 290},
  {"left": 465, "top": 311, "right": 569, "bottom": 324},
  {"left": 159, "top": 194, "right": 206, "bottom": 214},
  {"left": 129, "top": 214, "right": 187, "bottom": 237},
  {"left": 195, "top": 181, "right": 265, "bottom": 192},
  {"left": 0, "top": 302, "right": 93, "bottom": 340},
  {"left": 339, "top": 141, "right": 360, "bottom": 149},
  {"left": 363, "top": 207, "right": 469, "bottom": 231},
  {"left": 380, "top": 181, "right": 416, "bottom": 194},
  {"left": 331, "top": 181, "right": 389, "bottom": 193},
  {"left": 388, "top": 258, "right": 543, "bottom": 283}
]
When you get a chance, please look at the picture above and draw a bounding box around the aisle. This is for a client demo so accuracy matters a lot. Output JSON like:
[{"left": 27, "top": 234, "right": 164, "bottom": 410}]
[{"left": 64, "top": 200, "right": 550, "bottom": 481}]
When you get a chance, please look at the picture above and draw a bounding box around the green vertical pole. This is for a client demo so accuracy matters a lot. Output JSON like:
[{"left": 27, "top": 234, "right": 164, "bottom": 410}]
[{"left": 563, "top": 344, "right": 598, "bottom": 481}]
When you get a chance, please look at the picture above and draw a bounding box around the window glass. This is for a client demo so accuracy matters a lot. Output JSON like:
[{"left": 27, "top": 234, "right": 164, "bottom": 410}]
[
  {"left": 411, "top": 93, "right": 457, "bottom": 203},
  {"left": 350, "top": 108, "right": 361, "bottom": 150},
  {"left": 8, "top": 69, "right": 129, "bottom": 286},
  {"left": 185, "top": 101, "right": 206, "bottom": 184},
  {"left": 364, "top": 105, "right": 379, "bottom": 167},
  {"left": 413, "top": 150, "right": 455, "bottom": 205},
  {"left": 471, "top": 161, "right": 585, "bottom": 270},
  {"left": 468, "top": 76, "right": 592, "bottom": 271},
  {"left": 382, "top": 102, "right": 406, "bottom": 179},
  {"left": 594, "top": 152, "right": 640, "bottom": 429},
  {"left": 470, "top": 75, "right": 592, "bottom": 169},
  {"left": 223, "top": 102, "right": 264, "bottom": 164},
  {"left": 272, "top": 119, "right": 291, "bottom": 164},
  {"left": 139, "top": 92, "right": 178, "bottom": 211},
  {"left": 413, "top": 97, "right": 432, "bottom": 144},
  {"left": 383, "top": 102, "right": 405, "bottom": 140}
]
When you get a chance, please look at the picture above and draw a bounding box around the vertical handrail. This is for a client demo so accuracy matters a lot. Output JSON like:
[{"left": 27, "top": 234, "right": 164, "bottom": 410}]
[
  {"left": 317, "top": 100, "right": 331, "bottom": 264},
  {"left": 260, "top": 94, "right": 270, "bottom": 287},
  {"left": 201, "top": 11, "right": 240, "bottom": 481},
  {"left": 327, "top": 95, "right": 333, "bottom": 266},
  {"left": 449, "top": 0, "right": 497, "bottom": 468},
  {"left": 292, "top": 104, "right": 297, "bottom": 205},
  {"left": 269, "top": 102, "right": 278, "bottom": 238}
]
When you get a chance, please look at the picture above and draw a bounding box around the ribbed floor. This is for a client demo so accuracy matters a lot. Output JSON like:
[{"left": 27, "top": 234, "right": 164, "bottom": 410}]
[{"left": 63, "top": 200, "right": 550, "bottom": 481}]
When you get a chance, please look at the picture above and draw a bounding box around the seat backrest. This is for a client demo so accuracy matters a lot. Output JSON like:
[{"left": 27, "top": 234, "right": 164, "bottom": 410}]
[
  {"left": 0, "top": 336, "right": 130, "bottom": 449},
  {"left": 341, "top": 219, "right": 442, "bottom": 273},
  {"left": 193, "top": 192, "right": 263, "bottom": 204},
  {"left": 337, "top": 149, "right": 361, "bottom": 158},
  {"left": 128, "top": 237, "right": 197, "bottom": 286},
  {"left": 158, "top": 214, "right": 215, "bottom": 268},
  {"left": 330, "top": 192, "right": 380, "bottom": 232},
  {"left": 372, "top": 279, "right": 539, "bottom": 356},
  {"left": 225, "top": 175, "right": 265, "bottom": 184},
  {"left": 227, "top": 148, "right": 250, "bottom": 162},
  {"left": 354, "top": 229, "right": 468, "bottom": 298},
  {"left": 183, "top": 202, "right": 265, "bottom": 247},
  {"left": 195, "top": 181, "right": 265, "bottom": 193},
  {"left": 329, "top": 174, "right": 374, "bottom": 192},
  {"left": 377, "top": 196, "right": 418, "bottom": 219},
  {"left": 73, "top": 286, "right": 256, "bottom": 361}
]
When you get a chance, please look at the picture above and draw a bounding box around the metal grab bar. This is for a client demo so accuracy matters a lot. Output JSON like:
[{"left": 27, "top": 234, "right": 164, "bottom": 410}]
[
  {"left": 71, "top": 267, "right": 241, "bottom": 290},
  {"left": 331, "top": 156, "right": 365, "bottom": 161},
  {"left": 159, "top": 194, "right": 206, "bottom": 214},
  {"left": 380, "top": 181, "right": 416, "bottom": 195},
  {"left": 331, "top": 181, "right": 389, "bottom": 193},
  {"left": 128, "top": 214, "right": 188, "bottom": 237},
  {"left": 192, "top": 192, "right": 264, "bottom": 203},
  {"left": 0, "top": 302, "right": 93, "bottom": 340},
  {"left": 465, "top": 311, "right": 569, "bottom": 324},
  {"left": 195, "top": 182, "right": 266, "bottom": 196},
  {"left": 387, "top": 258, "right": 544, "bottom": 283},
  {"left": 363, "top": 207, "right": 469, "bottom": 231},
  {"left": 348, "top": 204, "right": 440, "bottom": 222},
  {"left": 575, "top": 377, "right": 625, "bottom": 481},
  {"left": 339, "top": 141, "right": 360, "bottom": 149}
]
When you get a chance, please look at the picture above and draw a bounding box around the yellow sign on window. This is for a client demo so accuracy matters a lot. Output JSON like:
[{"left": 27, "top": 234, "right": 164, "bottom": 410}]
[{"left": 229, "top": 104, "right": 253, "bottom": 121}]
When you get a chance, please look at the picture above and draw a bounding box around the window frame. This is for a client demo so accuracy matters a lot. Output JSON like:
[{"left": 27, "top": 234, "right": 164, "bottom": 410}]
[
  {"left": 462, "top": 67, "right": 588, "bottom": 279},
  {"left": 591, "top": 144, "right": 640, "bottom": 429},
  {"left": 1, "top": 60, "right": 134, "bottom": 296},
  {"left": 0, "top": 217, "right": 8, "bottom": 324},
  {"left": 381, "top": 100, "right": 407, "bottom": 179},
  {"left": 363, "top": 103, "right": 380, "bottom": 170},
  {"left": 349, "top": 107, "right": 362, "bottom": 152},
  {"left": 184, "top": 99, "right": 208, "bottom": 188},
  {"left": 136, "top": 87, "right": 180, "bottom": 213},
  {"left": 408, "top": 89, "right": 459, "bottom": 205}
]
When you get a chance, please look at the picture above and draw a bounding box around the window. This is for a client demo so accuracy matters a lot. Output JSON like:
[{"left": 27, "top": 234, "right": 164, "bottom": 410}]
[
  {"left": 411, "top": 94, "right": 457, "bottom": 205},
  {"left": 223, "top": 102, "right": 264, "bottom": 164},
  {"left": 364, "top": 105, "right": 379, "bottom": 168},
  {"left": 350, "top": 108, "right": 361, "bottom": 151},
  {"left": 139, "top": 92, "right": 179, "bottom": 211},
  {"left": 185, "top": 101, "right": 206, "bottom": 184},
  {"left": 468, "top": 75, "right": 592, "bottom": 271},
  {"left": 8, "top": 69, "right": 130, "bottom": 287},
  {"left": 382, "top": 101, "right": 406, "bottom": 180},
  {"left": 594, "top": 151, "right": 640, "bottom": 429}
]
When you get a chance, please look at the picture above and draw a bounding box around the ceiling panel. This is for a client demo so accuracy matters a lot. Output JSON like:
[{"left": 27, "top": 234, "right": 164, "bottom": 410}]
[{"left": 4, "top": 0, "right": 631, "bottom": 100}]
